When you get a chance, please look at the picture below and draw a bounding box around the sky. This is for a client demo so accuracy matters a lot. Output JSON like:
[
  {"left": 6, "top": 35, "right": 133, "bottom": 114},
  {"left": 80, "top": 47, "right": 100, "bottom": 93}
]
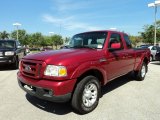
[{"left": 0, "top": 0, "right": 160, "bottom": 37}]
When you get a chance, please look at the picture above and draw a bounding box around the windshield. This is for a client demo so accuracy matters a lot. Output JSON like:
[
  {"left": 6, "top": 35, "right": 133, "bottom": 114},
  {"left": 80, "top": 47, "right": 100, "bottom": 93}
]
[
  {"left": 68, "top": 32, "right": 108, "bottom": 49},
  {"left": 0, "top": 41, "right": 15, "bottom": 49}
]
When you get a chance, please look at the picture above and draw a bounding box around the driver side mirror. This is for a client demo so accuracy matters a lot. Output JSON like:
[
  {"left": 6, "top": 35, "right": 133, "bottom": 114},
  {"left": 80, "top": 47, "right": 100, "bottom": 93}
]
[
  {"left": 111, "top": 43, "right": 121, "bottom": 49},
  {"left": 109, "top": 43, "right": 121, "bottom": 51}
]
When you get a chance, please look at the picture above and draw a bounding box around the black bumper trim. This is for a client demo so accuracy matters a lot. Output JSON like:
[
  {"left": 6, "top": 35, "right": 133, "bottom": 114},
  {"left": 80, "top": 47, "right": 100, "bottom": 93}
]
[
  {"left": 18, "top": 79, "right": 71, "bottom": 103},
  {"left": 0, "top": 56, "right": 15, "bottom": 64}
]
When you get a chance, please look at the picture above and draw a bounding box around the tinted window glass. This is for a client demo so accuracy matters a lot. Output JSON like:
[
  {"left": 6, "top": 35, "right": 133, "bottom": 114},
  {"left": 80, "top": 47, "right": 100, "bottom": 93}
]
[
  {"left": 151, "top": 46, "right": 157, "bottom": 50},
  {"left": 124, "top": 35, "right": 132, "bottom": 48},
  {"left": 0, "top": 41, "right": 15, "bottom": 48},
  {"left": 108, "top": 33, "right": 124, "bottom": 49}
]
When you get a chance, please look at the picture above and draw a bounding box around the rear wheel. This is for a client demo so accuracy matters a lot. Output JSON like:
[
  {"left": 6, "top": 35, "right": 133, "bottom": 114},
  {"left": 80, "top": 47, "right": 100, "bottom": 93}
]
[
  {"left": 71, "top": 76, "right": 100, "bottom": 114},
  {"left": 134, "top": 62, "right": 147, "bottom": 81}
]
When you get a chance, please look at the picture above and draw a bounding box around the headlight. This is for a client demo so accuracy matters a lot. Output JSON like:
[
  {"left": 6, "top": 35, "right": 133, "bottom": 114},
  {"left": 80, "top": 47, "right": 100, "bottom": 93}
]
[
  {"left": 44, "top": 65, "right": 67, "bottom": 77},
  {"left": 5, "top": 51, "right": 14, "bottom": 56}
]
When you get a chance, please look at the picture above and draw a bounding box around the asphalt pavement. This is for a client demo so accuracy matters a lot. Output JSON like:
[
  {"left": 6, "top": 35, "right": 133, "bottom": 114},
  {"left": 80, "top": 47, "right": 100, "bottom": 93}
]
[{"left": 0, "top": 61, "right": 160, "bottom": 120}]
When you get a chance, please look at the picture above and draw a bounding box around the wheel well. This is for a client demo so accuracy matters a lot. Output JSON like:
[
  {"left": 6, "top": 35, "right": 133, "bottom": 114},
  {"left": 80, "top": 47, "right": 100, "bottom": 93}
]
[
  {"left": 144, "top": 57, "right": 149, "bottom": 65},
  {"left": 143, "top": 57, "right": 149, "bottom": 72},
  {"left": 15, "top": 55, "right": 19, "bottom": 62},
  {"left": 77, "top": 69, "right": 104, "bottom": 85},
  {"left": 71, "top": 69, "right": 104, "bottom": 99}
]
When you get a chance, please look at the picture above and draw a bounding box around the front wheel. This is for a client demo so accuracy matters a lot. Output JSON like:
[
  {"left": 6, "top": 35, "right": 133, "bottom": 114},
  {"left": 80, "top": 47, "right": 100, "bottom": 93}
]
[
  {"left": 134, "top": 62, "right": 147, "bottom": 81},
  {"left": 71, "top": 76, "right": 101, "bottom": 114},
  {"left": 12, "top": 57, "right": 19, "bottom": 69}
]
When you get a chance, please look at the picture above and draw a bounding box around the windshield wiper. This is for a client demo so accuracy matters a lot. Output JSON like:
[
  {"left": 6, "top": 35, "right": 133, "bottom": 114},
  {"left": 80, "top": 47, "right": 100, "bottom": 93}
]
[
  {"left": 70, "top": 45, "right": 95, "bottom": 49},
  {"left": 82, "top": 45, "right": 96, "bottom": 49}
]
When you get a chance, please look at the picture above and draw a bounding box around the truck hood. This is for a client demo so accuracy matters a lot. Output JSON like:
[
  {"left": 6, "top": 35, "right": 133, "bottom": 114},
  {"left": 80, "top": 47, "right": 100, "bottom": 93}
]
[{"left": 24, "top": 49, "right": 104, "bottom": 65}]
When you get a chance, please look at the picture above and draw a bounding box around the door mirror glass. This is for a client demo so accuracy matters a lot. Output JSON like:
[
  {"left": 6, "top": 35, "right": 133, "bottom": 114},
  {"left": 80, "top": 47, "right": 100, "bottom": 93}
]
[{"left": 111, "top": 43, "right": 121, "bottom": 49}]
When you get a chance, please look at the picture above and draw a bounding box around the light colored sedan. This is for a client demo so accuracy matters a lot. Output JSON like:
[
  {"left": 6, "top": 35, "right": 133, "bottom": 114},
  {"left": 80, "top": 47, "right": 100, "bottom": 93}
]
[{"left": 148, "top": 46, "right": 159, "bottom": 61}]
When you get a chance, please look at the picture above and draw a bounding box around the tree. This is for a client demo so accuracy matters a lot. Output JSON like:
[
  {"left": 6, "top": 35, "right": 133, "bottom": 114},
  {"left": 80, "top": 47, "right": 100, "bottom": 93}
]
[
  {"left": 30, "top": 32, "right": 44, "bottom": 47},
  {"left": 140, "top": 25, "right": 154, "bottom": 44},
  {"left": 0, "top": 31, "right": 9, "bottom": 39},
  {"left": 129, "top": 35, "right": 142, "bottom": 47},
  {"left": 51, "top": 35, "right": 63, "bottom": 49},
  {"left": 11, "top": 29, "right": 27, "bottom": 45},
  {"left": 40, "top": 36, "right": 52, "bottom": 47},
  {"left": 0, "top": 32, "right": 1, "bottom": 39},
  {"left": 23, "top": 34, "right": 32, "bottom": 46},
  {"left": 64, "top": 37, "right": 70, "bottom": 44},
  {"left": 1, "top": 30, "right": 64, "bottom": 48},
  {"left": 140, "top": 20, "right": 160, "bottom": 44}
]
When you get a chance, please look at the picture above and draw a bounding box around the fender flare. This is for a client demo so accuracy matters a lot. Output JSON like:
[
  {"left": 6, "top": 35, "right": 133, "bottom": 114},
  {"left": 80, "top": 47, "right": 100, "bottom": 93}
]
[{"left": 70, "top": 61, "right": 107, "bottom": 85}]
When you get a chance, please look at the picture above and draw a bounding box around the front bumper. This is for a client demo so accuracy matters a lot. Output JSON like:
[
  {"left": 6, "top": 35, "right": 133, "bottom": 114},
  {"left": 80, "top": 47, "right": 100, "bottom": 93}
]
[
  {"left": 17, "top": 72, "right": 77, "bottom": 102},
  {"left": 0, "top": 56, "right": 15, "bottom": 64}
]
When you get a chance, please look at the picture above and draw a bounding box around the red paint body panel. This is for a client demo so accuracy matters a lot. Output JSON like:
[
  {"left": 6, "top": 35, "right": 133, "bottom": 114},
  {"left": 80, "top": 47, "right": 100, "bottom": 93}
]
[
  {"left": 17, "top": 72, "right": 76, "bottom": 95},
  {"left": 111, "top": 43, "right": 121, "bottom": 49},
  {"left": 17, "top": 30, "right": 150, "bottom": 102}
]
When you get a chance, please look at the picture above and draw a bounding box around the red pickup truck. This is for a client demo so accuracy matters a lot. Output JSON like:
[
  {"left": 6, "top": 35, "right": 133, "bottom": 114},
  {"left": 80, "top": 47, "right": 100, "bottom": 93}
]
[{"left": 17, "top": 30, "right": 150, "bottom": 114}]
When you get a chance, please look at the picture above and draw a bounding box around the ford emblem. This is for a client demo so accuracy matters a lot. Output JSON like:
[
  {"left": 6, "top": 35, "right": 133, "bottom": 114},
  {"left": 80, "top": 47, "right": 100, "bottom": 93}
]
[{"left": 25, "top": 65, "right": 31, "bottom": 72}]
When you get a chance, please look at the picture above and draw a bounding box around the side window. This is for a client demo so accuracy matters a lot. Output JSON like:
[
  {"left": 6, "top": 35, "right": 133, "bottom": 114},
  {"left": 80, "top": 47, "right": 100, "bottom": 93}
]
[
  {"left": 97, "top": 38, "right": 105, "bottom": 45},
  {"left": 109, "top": 33, "right": 124, "bottom": 49},
  {"left": 151, "top": 46, "right": 157, "bottom": 50},
  {"left": 124, "top": 35, "right": 132, "bottom": 49},
  {"left": 16, "top": 41, "right": 22, "bottom": 48}
]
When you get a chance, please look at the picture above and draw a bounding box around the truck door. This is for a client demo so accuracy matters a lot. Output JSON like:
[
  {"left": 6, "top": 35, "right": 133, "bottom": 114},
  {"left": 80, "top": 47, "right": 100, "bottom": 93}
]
[
  {"left": 106, "top": 33, "right": 129, "bottom": 80},
  {"left": 122, "top": 34, "right": 135, "bottom": 72}
]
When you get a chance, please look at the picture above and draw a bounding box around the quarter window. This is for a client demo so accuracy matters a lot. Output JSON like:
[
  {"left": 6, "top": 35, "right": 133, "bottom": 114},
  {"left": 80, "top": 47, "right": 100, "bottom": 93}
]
[
  {"left": 151, "top": 46, "right": 157, "bottom": 50},
  {"left": 124, "top": 35, "right": 132, "bottom": 49}
]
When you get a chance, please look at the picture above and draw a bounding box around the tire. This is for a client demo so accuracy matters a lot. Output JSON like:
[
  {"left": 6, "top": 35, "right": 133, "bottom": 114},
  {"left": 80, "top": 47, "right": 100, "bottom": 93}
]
[
  {"left": 12, "top": 57, "right": 19, "bottom": 69},
  {"left": 150, "top": 55, "right": 153, "bottom": 61},
  {"left": 134, "top": 62, "right": 147, "bottom": 81},
  {"left": 24, "top": 51, "right": 26, "bottom": 56},
  {"left": 71, "top": 76, "right": 101, "bottom": 114}
]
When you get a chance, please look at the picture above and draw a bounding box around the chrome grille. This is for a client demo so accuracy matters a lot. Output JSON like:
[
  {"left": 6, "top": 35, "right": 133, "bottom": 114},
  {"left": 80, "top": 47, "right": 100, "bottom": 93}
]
[{"left": 21, "top": 60, "right": 43, "bottom": 79}]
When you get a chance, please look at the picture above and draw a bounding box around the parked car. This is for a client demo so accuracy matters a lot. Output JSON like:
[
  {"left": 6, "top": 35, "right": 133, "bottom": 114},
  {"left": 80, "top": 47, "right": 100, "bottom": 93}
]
[
  {"left": 60, "top": 45, "right": 69, "bottom": 49},
  {"left": 139, "top": 44, "right": 151, "bottom": 49},
  {"left": 139, "top": 45, "right": 159, "bottom": 61},
  {"left": 155, "top": 47, "right": 160, "bottom": 61},
  {"left": 17, "top": 30, "right": 150, "bottom": 114},
  {"left": 29, "top": 48, "right": 40, "bottom": 51},
  {"left": 148, "top": 46, "right": 160, "bottom": 61},
  {"left": 0, "top": 40, "right": 26, "bottom": 69},
  {"left": 25, "top": 47, "right": 30, "bottom": 55}
]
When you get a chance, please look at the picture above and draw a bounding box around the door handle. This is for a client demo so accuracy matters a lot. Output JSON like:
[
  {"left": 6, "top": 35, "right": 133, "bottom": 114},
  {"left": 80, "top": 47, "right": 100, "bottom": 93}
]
[{"left": 99, "top": 58, "right": 107, "bottom": 62}]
